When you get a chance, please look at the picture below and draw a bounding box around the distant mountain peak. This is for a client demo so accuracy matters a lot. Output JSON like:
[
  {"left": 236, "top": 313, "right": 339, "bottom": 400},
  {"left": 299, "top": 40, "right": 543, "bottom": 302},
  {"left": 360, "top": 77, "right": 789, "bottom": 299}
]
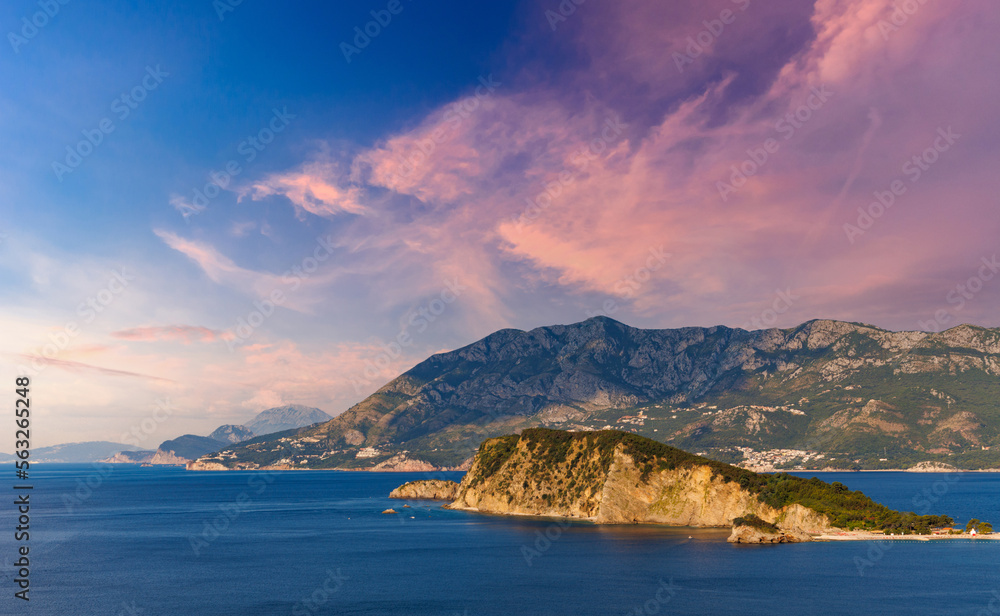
[
  {"left": 208, "top": 424, "right": 254, "bottom": 444},
  {"left": 244, "top": 405, "right": 332, "bottom": 436}
]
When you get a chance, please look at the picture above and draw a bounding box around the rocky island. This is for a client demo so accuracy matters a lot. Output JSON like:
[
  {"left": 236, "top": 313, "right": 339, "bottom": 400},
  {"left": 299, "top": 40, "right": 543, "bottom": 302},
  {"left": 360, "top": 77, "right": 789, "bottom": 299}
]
[
  {"left": 389, "top": 479, "right": 460, "bottom": 501},
  {"left": 393, "top": 429, "right": 956, "bottom": 542}
]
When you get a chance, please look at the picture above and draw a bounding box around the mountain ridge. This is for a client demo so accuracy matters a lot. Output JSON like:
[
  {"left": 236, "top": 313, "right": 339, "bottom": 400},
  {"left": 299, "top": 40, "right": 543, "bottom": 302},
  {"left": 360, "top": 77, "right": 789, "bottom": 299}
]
[
  {"left": 101, "top": 405, "right": 332, "bottom": 465},
  {"left": 193, "top": 318, "right": 1000, "bottom": 471}
]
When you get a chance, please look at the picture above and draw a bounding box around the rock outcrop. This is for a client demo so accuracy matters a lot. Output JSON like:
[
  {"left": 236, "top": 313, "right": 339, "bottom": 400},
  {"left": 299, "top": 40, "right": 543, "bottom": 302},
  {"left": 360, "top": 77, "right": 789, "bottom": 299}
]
[
  {"left": 147, "top": 449, "right": 189, "bottom": 465},
  {"left": 100, "top": 450, "right": 155, "bottom": 464},
  {"left": 390, "top": 480, "right": 460, "bottom": 501},
  {"left": 372, "top": 454, "right": 439, "bottom": 472},
  {"left": 447, "top": 429, "right": 838, "bottom": 538},
  {"left": 906, "top": 461, "right": 961, "bottom": 473},
  {"left": 186, "top": 459, "right": 229, "bottom": 471},
  {"left": 728, "top": 525, "right": 810, "bottom": 544}
]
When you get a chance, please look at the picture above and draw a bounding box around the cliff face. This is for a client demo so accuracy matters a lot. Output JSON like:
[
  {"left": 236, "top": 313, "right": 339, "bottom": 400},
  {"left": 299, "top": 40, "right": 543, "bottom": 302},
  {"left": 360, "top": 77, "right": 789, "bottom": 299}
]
[
  {"left": 186, "top": 459, "right": 228, "bottom": 471},
  {"left": 148, "top": 449, "right": 189, "bottom": 465},
  {"left": 728, "top": 525, "right": 810, "bottom": 543},
  {"left": 99, "top": 450, "right": 154, "bottom": 464},
  {"left": 390, "top": 480, "right": 460, "bottom": 501},
  {"left": 448, "top": 431, "right": 835, "bottom": 535}
]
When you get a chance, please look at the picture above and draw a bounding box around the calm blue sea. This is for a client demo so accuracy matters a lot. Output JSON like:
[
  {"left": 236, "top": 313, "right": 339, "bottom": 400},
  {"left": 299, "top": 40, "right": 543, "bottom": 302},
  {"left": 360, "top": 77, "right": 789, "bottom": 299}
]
[{"left": 3, "top": 466, "right": 1000, "bottom": 615}]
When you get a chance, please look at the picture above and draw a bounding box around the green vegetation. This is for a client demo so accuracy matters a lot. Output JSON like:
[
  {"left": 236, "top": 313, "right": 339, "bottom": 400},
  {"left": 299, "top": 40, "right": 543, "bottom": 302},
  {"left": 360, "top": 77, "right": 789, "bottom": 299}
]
[
  {"left": 467, "top": 435, "right": 520, "bottom": 487},
  {"left": 732, "top": 514, "right": 779, "bottom": 533},
  {"left": 475, "top": 428, "right": 955, "bottom": 533},
  {"left": 966, "top": 519, "right": 993, "bottom": 534}
]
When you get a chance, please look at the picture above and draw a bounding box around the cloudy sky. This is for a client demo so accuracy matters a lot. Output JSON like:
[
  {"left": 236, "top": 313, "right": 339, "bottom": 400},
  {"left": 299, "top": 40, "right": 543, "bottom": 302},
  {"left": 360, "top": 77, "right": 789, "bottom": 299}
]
[{"left": 2, "top": 0, "right": 997, "bottom": 447}]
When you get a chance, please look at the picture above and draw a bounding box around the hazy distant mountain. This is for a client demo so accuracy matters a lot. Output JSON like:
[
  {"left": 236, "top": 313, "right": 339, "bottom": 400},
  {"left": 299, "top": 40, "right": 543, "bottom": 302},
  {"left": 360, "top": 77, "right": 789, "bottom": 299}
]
[
  {"left": 155, "top": 435, "right": 228, "bottom": 460},
  {"left": 100, "top": 450, "right": 156, "bottom": 464},
  {"left": 202, "top": 317, "right": 1000, "bottom": 471},
  {"left": 0, "top": 441, "right": 146, "bottom": 463},
  {"left": 102, "top": 407, "right": 331, "bottom": 465},
  {"left": 208, "top": 424, "right": 255, "bottom": 444},
  {"left": 245, "top": 405, "right": 332, "bottom": 435}
]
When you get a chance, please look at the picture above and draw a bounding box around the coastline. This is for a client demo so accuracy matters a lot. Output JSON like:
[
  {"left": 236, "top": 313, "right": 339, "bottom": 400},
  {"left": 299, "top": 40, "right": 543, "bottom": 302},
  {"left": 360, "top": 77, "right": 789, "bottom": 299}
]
[{"left": 813, "top": 531, "right": 1000, "bottom": 542}]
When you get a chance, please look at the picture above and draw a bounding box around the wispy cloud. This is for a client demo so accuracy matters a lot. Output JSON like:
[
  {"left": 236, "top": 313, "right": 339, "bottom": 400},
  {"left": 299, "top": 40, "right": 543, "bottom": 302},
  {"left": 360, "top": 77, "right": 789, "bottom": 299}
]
[
  {"left": 241, "top": 159, "right": 367, "bottom": 218},
  {"left": 225, "top": 0, "right": 999, "bottom": 330},
  {"left": 14, "top": 354, "right": 175, "bottom": 382},
  {"left": 112, "top": 325, "right": 232, "bottom": 344}
]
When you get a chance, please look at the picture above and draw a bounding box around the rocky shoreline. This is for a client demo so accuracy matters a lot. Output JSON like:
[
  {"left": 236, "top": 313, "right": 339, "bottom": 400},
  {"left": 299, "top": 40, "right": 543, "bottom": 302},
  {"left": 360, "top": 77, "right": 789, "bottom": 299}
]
[{"left": 813, "top": 531, "right": 1000, "bottom": 541}]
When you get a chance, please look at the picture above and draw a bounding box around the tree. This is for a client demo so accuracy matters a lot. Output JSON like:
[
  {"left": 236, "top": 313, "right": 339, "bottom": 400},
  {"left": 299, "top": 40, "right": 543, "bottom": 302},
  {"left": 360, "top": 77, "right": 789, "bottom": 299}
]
[
  {"left": 966, "top": 519, "right": 981, "bottom": 533},
  {"left": 980, "top": 522, "right": 993, "bottom": 534}
]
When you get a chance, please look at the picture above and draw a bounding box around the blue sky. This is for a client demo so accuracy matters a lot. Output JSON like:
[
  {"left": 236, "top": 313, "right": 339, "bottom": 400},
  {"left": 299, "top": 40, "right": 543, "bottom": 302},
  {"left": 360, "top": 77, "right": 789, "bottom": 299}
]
[{"left": 2, "top": 0, "right": 998, "bottom": 446}]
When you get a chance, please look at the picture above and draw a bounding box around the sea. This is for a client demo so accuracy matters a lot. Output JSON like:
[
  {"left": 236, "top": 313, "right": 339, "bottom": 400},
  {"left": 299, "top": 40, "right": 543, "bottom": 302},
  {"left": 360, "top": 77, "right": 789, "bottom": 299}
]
[{"left": 4, "top": 466, "right": 1000, "bottom": 615}]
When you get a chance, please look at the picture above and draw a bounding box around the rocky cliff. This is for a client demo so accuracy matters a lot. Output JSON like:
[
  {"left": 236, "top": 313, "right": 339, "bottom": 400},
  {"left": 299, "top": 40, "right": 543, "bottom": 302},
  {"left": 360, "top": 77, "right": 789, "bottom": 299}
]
[
  {"left": 447, "top": 429, "right": 833, "bottom": 535},
  {"left": 99, "top": 450, "right": 154, "bottom": 464},
  {"left": 390, "top": 480, "right": 460, "bottom": 501},
  {"left": 443, "top": 429, "right": 952, "bottom": 536},
  {"left": 147, "top": 449, "right": 189, "bottom": 465}
]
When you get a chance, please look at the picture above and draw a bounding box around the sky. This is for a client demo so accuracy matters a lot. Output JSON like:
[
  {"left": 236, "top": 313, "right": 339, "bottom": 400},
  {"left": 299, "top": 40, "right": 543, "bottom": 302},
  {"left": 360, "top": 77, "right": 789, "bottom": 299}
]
[{"left": 1, "top": 0, "right": 998, "bottom": 447}]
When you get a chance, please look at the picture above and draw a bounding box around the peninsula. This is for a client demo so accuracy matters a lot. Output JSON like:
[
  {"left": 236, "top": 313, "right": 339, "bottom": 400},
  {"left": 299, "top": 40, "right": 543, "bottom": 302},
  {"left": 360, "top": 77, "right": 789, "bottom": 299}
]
[{"left": 394, "top": 429, "right": 964, "bottom": 543}]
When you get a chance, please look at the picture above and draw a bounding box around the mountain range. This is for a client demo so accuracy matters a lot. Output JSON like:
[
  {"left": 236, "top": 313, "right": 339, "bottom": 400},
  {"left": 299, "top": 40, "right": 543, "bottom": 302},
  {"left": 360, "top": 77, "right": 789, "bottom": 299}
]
[
  {"left": 103, "top": 404, "right": 332, "bottom": 464},
  {"left": 194, "top": 317, "right": 1000, "bottom": 471},
  {"left": 10, "top": 405, "right": 333, "bottom": 465},
  {"left": 0, "top": 441, "right": 147, "bottom": 464}
]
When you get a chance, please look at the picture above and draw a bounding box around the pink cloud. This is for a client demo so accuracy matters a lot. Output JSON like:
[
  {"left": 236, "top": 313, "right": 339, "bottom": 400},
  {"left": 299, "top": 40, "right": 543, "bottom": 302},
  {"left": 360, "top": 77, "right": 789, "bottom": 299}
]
[
  {"left": 219, "top": 0, "right": 1000, "bottom": 331},
  {"left": 16, "top": 354, "right": 174, "bottom": 382},
  {"left": 153, "top": 229, "right": 342, "bottom": 313},
  {"left": 112, "top": 325, "right": 232, "bottom": 344},
  {"left": 242, "top": 159, "right": 366, "bottom": 218}
]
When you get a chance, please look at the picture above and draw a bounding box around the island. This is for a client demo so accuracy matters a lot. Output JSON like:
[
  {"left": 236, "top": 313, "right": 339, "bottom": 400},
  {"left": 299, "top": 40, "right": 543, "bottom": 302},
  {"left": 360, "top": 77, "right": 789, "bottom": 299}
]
[{"left": 390, "top": 428, "right": 983, "bottom": 543}]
